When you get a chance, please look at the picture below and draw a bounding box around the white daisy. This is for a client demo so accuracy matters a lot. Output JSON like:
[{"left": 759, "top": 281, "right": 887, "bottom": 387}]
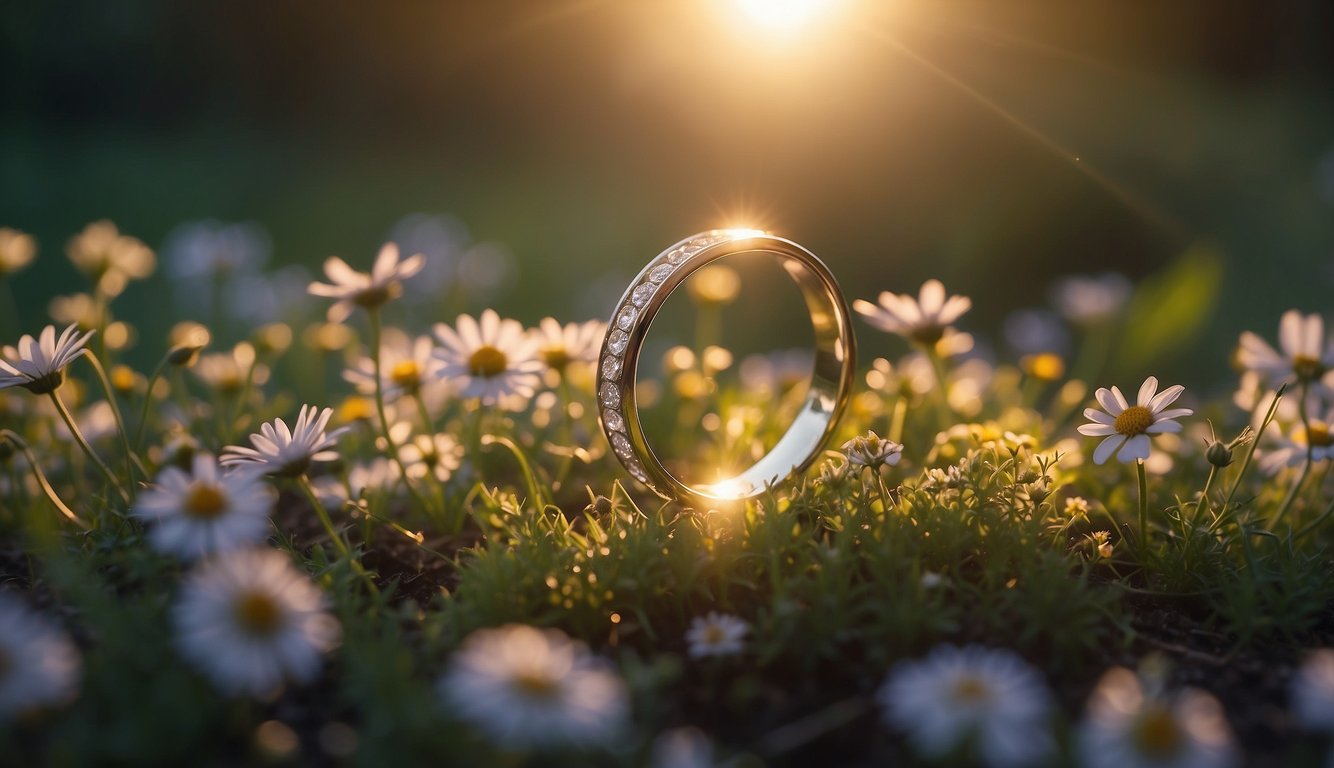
[
  {"left": 432, "top": 309, "right": 543, "bottom": 406},
  {"left": 0, "top": 592, "right": 81, "bottom": 719},
  {"left": 1078, "top": 376, "right": 1193, "bottom": 465},
  {"left": 1291, "top": 649, "right": 1334, "bottom": 732},
  {"left": 398, "top": 430, "right": 462, "bottom": 483},
  {"left": 0, "top": 324, "right": 96, "bottom": 394},
  {"left": 192, "top": 344, "right": 270, "bottom": 395},
  {"left": 531, "top": 317, "right": 605, "bottom": 375},
  {"left": 685, "top": 612, "right": 749, "bottom": 659},
  {"left": 439, "top": 623, "right": 630, "bottom": 749},
  {"left": 66, "top": 220, "right": 156, "bottom": 297},
  {"left": 220, "top": 405, "right": 348, "bottom": 478},
  {"left": 343, "top": 328, "right": 439, "bottom": 402},
  {"left": 0, "top": 228, "right": 36, "bottom": 277},
  {"left": 1238, "top": 310, "right": 1334, "bottom": 386},
  {"left": 174, "top": 548, "right": 341, "bottom": 697},
  {"left": 878, "top": 644, "right": 1054, "bottom": 768},
  {"left": 841, "top": 430, "right": 904, "bottom": 471},
  {"left": 133, "top": 453, "right": 276, "bottom": 559},
  {"left": 307, "top": 243, "right": 425, "bottom": 323},
  {"left": 1050, "top": 272, "right": 1133, "bottom": 324},
  {"left": 1078, "top": 667, "right": 1238, "bottom": 768},
  {"left": 1259, "top": 411, "right": 1334, "bottom": 476},
  {"left": 854, "top": 279, "right": 972, "bottom": 346}
]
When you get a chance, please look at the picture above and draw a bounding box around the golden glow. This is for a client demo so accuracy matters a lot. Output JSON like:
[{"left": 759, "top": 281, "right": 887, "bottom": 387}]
[
  {"left": 722, "top": 227, "right": 767, "bottom": 239},
  {"left": 734, "top": 0, "right": 838, "bottom": 30}
]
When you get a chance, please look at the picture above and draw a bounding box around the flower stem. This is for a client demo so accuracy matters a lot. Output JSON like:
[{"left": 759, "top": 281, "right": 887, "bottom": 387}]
[
  {"left": 367, "top": 308, "right": 432, "bottom": 515},
  {"left": 1136, "top": 459, "right": 1149, "bottom": 553},
  {"left": 82, "top": 352, "right": 141, "bottom": 486},
  {"left": 48, "top": 389, "right": 129, "bottom": 504},
  {"left": 297, "top": 474, "right": 378, "bottom": 596},
  {"left": 1215, "top": 384, "right": 1286, "bottom": 532},
  {"left": 1271, "top": 381, "right": 1313, "bottom": 530},
  {"left": 133, "top": 354, "right": 171, "bottom": 451},
  {"left": 1190, "top": 465, "right": 1218, "bottom": 528},
  {"left": 0, "top": 430, "right": 89, "bottom": 529}
]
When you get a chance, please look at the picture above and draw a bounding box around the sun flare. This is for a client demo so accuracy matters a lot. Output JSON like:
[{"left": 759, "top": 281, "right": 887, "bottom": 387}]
[{"left": 733, "top": 0, "right": 838, "bottom": 30}]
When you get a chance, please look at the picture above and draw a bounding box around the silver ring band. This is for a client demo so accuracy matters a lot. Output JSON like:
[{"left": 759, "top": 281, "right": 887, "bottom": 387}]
[{"left": 596, "top": 230, "right": 857, "bottom": 504}]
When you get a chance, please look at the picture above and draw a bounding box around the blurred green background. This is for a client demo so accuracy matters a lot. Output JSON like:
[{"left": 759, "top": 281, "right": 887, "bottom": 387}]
[{"left": 2, "top": 0, "right": 1331, "bottom": 384}]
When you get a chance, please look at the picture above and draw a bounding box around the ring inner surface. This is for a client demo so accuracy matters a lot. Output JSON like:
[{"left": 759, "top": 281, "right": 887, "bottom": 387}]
[{"left": 631, "top": 242, "right": 849, "bottom": 502}]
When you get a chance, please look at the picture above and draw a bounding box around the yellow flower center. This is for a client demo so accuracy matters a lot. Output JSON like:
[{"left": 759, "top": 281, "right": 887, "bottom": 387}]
[
  {"left": 1114, "top": 405, "right": 1154, "bottom": 437},
  {"left": 232, "top": 591, "right": 284, "bottom": 637},
  {"left": 1299, "top": 421, "right": 1333, "bottom": 448},
  {"left": 510, "top": 669, "right": 560, "bottom": 699},
  {"left": 702, "top": 624, "right": 728, "bottom": 645},
  {"left": 351, "top": 285, "right": 393, "bottom": 308},
  {"left": 541, "top": 345, "right": 571, "bottom": 372},
  {"left": 389, "top": 360, "right": 421, "bottom": 389},
  {"left": 1293, "top": 355, "right": 1325, "bottom": 382},
  {"left": 111, "top": 365, "right": 138, "bottom": 392},
  {"left": 910, "top": 324, "right": 946, "bottom": 346},
  {"left": 1130, "top": 705, "right": 1183, "bottom": 759},
  {"left": 468, "top": 346, "right": 508, "bottom": 378},
  {"left": 1022, "top": 353, "right": 1066, "bottom": 381},
  {"left": 950, "top": 675, "right": 992, "bottom": 704},
  {"left": 183, "top": 482, "right": 228, "bottom": 520}
]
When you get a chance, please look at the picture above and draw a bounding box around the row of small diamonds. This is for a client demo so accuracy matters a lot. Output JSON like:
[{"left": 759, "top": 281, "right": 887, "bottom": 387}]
[{"left": 598, "top": 234, "right": 729, "bottom": 487}]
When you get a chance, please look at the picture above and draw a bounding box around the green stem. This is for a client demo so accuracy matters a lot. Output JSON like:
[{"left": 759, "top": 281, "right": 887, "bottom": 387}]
[
  {"left": 888, "top": 396, "right": 908, "bottom": 446},
  {"left": 297, "top": 474, "right": 378, "bottom": 595},
  {"left": 82, "top": 353, "right": 139, "bottom": 486},
  {"left": 1, "top": 430, "right": 90, "bottom": 528},
  {"left": 1215, "top": 384, "right": 1286, "bottom": 532},
  {"left": 133, "top": 354, "right": 171, "bottom": 451},
  {"left": 1190, "top": 465, "right": 1218, "bottom": 528},
  {"left": 1136, "top": 459, "right": 1149, "bottom": 554},
  {"left": 923, "top": 345, "right": 952, "bottom": 431},
  {"left": 483, "top": 434, "right": 551, "bottom": 512},
  {"left": 48, "top": 389, "right": 128, "bottom": 504},
  {"left": 367, "top": 308, "right": 432, "bottom": 515},
  {"left": 1271, "top": 381, "right": 1313, "bottom": 530}
]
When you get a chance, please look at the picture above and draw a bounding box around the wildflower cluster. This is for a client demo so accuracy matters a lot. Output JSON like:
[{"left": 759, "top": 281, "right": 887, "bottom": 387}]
[{"left": 2, "top": 219, "right": 1333, "bottom": 765}]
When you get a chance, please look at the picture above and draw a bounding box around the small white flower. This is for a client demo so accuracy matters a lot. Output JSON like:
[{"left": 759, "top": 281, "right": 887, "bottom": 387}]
[
  {"left": 0, "top": 228, "right": 36, "bottom": 277},
  {"left": 162, "top": 219, "right": 269, "bottom": 282},
  {"left": 432, "top": 309, "right": 543, "bottom": 406},
  {"left": 221, "top": 405, "right": 348, "bottom": 478},
  {"left": 343, "top": 328, "right": 439, "bottom": 401},
  {"left": 878, "top": 644, "right": 1054, "bottom": 768},
  {"left": 1238, "top": 310, "right": 1334, "bottom": 386},
  {"left": 66, "top": 220, "right": 155, "bottom": 297},
  {"left": 841, "top": 430, "right": 904, "bottom": 471},
  {"left": 307, "top": 243, "right": 425, "bottom": 322},
  {"left": 1079, "top": 667, "right": 1237, "bottom": 768},
  {"left": 1291, "top": 649, "right": 1334, "bottom": 732},
  {"left": 398, "top": 430, "right": 462, "bottom": 483},
  {"left": 854, "top": 279, "right": 971, "bottom": 346},
  {"left": 685, "top": 612, "right": 749, "bottom": 659},
  {"left": 174, "top": 548, "right": 341, "bottom": 697},
  {"left": 133, "top": 453, "right": 276, "bottom": 559},
  {"left": 1079, "top": 376, "right": 1192, "bottom": 465},
  {"left": 1259, "top": 411, "right": 1334, "bottom": 475},
  {"left": 439, "top": 623, "right": 630, "bottom": 749},
  {"left": 0, "top": 324, "right": 96, "bottom": 394},
  {"left": 650, "top": 727, "right": 716, "bottom": 768},
  {"left": 192, "top": 343, "right": 269, "bottom": 394},
  {"left": 531, "top": 317, "right": 605, "bottom": 375},
  {"left": 0, "top": 592, "right": 81, "bottom": 719},
  {"left": 1050, "top": 272, "right": 1133, "bottom": 324}
]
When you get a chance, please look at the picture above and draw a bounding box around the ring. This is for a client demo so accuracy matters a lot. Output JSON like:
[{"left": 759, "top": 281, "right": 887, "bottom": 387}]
[{"left": 596, "top": 229, "right": 857, "bottom": 504}]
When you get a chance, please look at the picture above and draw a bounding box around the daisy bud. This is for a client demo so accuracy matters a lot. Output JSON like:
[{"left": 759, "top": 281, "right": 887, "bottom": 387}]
[
  {"left": 167, "top": 322, "right": 211, "bottom": 367},
  {"left": 1204, "top": 441, "right": 1233, "bottom": 468}
]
